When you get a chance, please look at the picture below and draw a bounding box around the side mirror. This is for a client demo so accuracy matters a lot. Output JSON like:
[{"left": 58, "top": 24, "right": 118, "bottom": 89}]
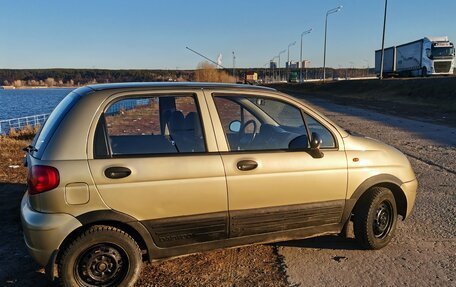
[
  {"left": 256, "top": 98, "right": 265, "bottom": 106},
  {"left": 288, "top": 134, "right": 308, "bottom": 150},
  {"left": 309, "top": 132, "right": 324, "bottom": 158},
  {"left": 229, "top": 120, "right": 241, "bottom": 132},
  {"left": 310, "top": 132, "right": 322, "bottom": 149}
]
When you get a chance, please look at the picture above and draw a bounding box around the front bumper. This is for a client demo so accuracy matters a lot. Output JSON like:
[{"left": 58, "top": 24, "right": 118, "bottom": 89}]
[
  {"left": 401, "top": 178, "right": 418, "bottom": 219},
  {"left": 20, "top": 193, "right": 82, "bottom": 266}
]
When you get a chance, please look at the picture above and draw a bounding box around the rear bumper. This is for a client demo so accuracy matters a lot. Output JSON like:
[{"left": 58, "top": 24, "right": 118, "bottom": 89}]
[
  {"left": 401, "top": 178, "right": 418, "bottom": 219},
  {"left": 20, "top": 193, "right": 82, "bottom": 266}
]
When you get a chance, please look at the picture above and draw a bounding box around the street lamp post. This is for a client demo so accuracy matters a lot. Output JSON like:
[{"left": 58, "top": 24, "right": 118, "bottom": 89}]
[
  {"left": 271, "top": 56, "right": 279, "bottom": 81},
  {"left": 269, "top": 59, "right": 273, "bottom": 82},
  {"left": 278, "top": 50, "right": 286, "bottom": 81},
  {"left": 323, "top": 5, "right": 342, "bottom": 82},
  {"left": 232, "top": 51, "right": 236, "bottom": 80},
  {"left": 300, "top": 28, "right": 312, "bottom": 83},
  {"left": 380, "top": 0, "right": 388, "bottom": 80},
  {"left": 263, "top": 63, "right": 269, "bottom": 83},
  {"left": 287, "top": 41, "right": 296, "bottom": 81},
  {"left": 349, "top": 61, "right": 355, "bottom": 78}
]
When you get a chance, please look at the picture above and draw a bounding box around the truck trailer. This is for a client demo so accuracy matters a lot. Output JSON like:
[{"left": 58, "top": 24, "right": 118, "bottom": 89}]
[{"left": 375, "top": 36, "right": 455, "bottom": 77}]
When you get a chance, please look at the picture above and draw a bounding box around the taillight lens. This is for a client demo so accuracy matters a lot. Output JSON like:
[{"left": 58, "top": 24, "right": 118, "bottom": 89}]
[{"left": 27, "top": 165, "right": 60, "bottom": 195}]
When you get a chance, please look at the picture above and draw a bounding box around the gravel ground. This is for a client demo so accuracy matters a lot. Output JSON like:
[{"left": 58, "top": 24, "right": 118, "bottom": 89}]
[
  {"left": 0, "top": 188, "right": 288, "bottom": 287},
  {"left": 1, "top": 94, "right": 454, "bottom": 286},
  {"left": 278, "top": 95, "right": 455, "bottom": 286}
]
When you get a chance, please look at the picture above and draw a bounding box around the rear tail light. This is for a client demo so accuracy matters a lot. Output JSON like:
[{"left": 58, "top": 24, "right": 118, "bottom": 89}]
[{"left": 27, "top": 165, "right": 60, "bottom": 195}]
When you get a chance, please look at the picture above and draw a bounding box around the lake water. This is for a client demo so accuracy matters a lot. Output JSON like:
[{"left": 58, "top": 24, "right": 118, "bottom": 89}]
[{"left": 0, "top": 88, "right": 74, "bottom": 120}]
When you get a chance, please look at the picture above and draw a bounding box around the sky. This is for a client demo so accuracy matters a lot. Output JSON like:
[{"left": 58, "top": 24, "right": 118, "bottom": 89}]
[{"left": 1, "top": 0, "right": 455, "bottom": 70}]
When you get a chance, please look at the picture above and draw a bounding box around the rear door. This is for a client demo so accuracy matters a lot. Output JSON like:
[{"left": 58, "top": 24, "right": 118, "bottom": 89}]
[
  {"left": 88, "top": 90, "right": 228, "bottom": 247},
  {"left": 205, "top": 90, "right": 347, "bottom": 238}
]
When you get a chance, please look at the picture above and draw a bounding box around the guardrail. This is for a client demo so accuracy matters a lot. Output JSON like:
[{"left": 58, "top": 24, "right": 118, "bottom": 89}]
[
  {"left": 106, "top": 98, "right": 151, "bottom": 115},
  {"left": 0, "top": 99, "right": 151, "bottom": 135},
  {"left": 0, "top": 114, "right": 50, "bottom": 135}
]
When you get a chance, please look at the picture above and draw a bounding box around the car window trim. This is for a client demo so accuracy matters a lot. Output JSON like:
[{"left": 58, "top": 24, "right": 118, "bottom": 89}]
[
  {"left": 300, "top": 109, "right": 312, "bottom": 148},
  {"left": 95, "top": 93, "right": 209, "bottom": 158}
]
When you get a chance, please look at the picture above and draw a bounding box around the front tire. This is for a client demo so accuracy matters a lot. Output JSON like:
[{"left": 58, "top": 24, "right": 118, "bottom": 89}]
[
  {"left": 58, "top": 225, "right": 143, "bottom": 287},
  {"left": 353, "top": 187, "right": 397, "bottom": 250}
]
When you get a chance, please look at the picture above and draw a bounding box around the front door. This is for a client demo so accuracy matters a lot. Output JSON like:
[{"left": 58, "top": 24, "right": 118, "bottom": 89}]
[
  {"left": 206, "top": 91, "right": 347, "bottom": 237},
  {"left": 88, "top": 91, "right": 228, "bottom": 247}
]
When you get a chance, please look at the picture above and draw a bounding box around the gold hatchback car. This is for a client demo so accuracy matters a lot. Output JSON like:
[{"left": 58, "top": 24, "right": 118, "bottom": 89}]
[{"left": 21, "top": 83, "right": 417, "bottom": 286}]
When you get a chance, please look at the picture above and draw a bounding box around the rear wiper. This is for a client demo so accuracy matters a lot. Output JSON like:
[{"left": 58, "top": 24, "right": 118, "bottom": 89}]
[{"left": 23, "top": 145, "right": 38, "bottom": 153}]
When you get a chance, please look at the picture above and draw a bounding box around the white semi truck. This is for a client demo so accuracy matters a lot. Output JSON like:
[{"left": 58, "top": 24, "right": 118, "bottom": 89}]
[{"left": 375, "top": 36, "right": 455, "bottom": 77}]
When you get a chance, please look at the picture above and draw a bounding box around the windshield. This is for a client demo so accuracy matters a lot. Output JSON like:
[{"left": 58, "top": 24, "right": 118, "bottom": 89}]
[{"left": 431, "top": 46, "right": 455, "bottom": 58}]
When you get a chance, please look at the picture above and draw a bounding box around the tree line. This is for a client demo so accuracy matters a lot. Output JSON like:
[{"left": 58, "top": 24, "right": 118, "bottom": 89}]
[
  {"left": 0, "top": 69, "right": 195, "bottom": 87},
  {"left": 0, "top": 66, "right": 375, "bottom": 87}
]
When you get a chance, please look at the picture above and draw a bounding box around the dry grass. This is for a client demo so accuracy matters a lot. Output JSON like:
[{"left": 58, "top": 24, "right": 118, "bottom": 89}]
[
  {"left": 0, "top": 125, "right": 38, "bottom": 183},
  {"left": 268, "top": 77, "right": 456, "bottom": 126},
  {"left": 195, "top": 62, "right": 236, "bottom": 83},
  {"left": 0, "top": 136, "right": 30, "bottom": 184},
  {"left": 7, "top": 125, "right": 39, "bottom": 141}
]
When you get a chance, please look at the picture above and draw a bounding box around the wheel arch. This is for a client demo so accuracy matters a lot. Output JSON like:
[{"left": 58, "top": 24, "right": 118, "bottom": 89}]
[
  {"left": 57, "top": 210, "right": 156, "bottom": 263},
  {"left": 342, "top": 174, "right": 408, "bottom": 224},
  {"left": 369, "top": 182, "right": 407, "bottom": 219}
]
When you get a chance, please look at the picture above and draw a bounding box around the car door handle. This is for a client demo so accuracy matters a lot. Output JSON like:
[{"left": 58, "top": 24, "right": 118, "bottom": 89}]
[
  {"left": 237, "top": 160, "right": 258, "bottom": 171},
  {"left": 104, "top": 167, "right": 131, "bottom": 179}
]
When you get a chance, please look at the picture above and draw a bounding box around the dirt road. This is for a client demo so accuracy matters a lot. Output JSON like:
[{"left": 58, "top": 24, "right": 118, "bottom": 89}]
[{"left": 279, "top": 95, "right": 455, "bottom": 286}]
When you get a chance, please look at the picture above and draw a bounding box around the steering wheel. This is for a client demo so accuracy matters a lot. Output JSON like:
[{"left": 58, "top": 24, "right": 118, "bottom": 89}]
[{"left": 238, "top": 119, "right": 258, "bottom": 147}]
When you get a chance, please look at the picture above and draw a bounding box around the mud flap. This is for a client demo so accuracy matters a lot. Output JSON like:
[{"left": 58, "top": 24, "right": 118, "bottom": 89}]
[{"left": 45, "top": 250, "right": 58, "bottom": 283}]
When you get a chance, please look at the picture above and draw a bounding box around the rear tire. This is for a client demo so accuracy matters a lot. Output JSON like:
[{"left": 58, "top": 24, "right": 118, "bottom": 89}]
[
  {"left": 58, "top": 225, "right": 142, "bottom": 287},
  {"left": 353, "top": 187, "right": 397, "bottom": 250}
]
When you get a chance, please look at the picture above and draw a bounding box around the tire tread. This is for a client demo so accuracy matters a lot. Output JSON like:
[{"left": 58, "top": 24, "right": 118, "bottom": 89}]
[
  {"left": 57, "top": 225, "right": 142, "bottom": 287},
  {"left": 354, "top": 186, "right": 397, "bottom": 250}
]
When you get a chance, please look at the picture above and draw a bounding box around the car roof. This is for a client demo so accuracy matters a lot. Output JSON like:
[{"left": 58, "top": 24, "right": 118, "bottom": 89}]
[{"left": 85, "top": 82, "right": 276, "bottom": 92}]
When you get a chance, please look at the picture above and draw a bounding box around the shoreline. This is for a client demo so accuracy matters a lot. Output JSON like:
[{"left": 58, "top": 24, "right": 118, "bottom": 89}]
[{"left": 1, "top": 85, "right": 78, "bottom": 90}]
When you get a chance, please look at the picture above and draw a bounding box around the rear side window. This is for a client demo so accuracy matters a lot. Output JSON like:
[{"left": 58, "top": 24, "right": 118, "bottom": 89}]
[
  {"left": 96, "top": 95, "right": 206, "bottom": 157},
  {"left": 32, "top": 92, "right": 80, "bottom": 159}
]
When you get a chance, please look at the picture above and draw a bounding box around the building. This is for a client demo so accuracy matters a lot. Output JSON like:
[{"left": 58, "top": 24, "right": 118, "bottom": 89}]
[
  {"left": 285, "top": 61, "right": 299, "bottom": 69},
  {"left": 285, "top": 61, "right": 311, "bottom": 69},
  {"left": 302, "top": 60, "right": 311, "bottom": 68}
]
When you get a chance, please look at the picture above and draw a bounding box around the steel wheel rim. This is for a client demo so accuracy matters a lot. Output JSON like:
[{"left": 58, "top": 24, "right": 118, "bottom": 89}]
[
  {"left": 75, "top": 243, "right": 129, "bottom": 286},
  {"left": 373, "top": 200, "right": 393, "bottom": 239}
]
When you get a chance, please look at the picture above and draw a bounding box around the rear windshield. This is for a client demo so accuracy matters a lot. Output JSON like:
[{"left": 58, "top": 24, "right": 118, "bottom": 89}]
[{"left": 32, "top": 92, "right": 81, "bottom": 158}]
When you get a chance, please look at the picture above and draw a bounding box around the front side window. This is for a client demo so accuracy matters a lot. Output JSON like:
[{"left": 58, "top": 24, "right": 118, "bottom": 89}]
[
  {"left": 213, "top": 94, "right": 308, "bottom": 151},
  {"left": 97, "top": 95, "right": 205, "bottom": 156},
  {"left": 303, "top": 114, "right": 336, "bottom": 148}
]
